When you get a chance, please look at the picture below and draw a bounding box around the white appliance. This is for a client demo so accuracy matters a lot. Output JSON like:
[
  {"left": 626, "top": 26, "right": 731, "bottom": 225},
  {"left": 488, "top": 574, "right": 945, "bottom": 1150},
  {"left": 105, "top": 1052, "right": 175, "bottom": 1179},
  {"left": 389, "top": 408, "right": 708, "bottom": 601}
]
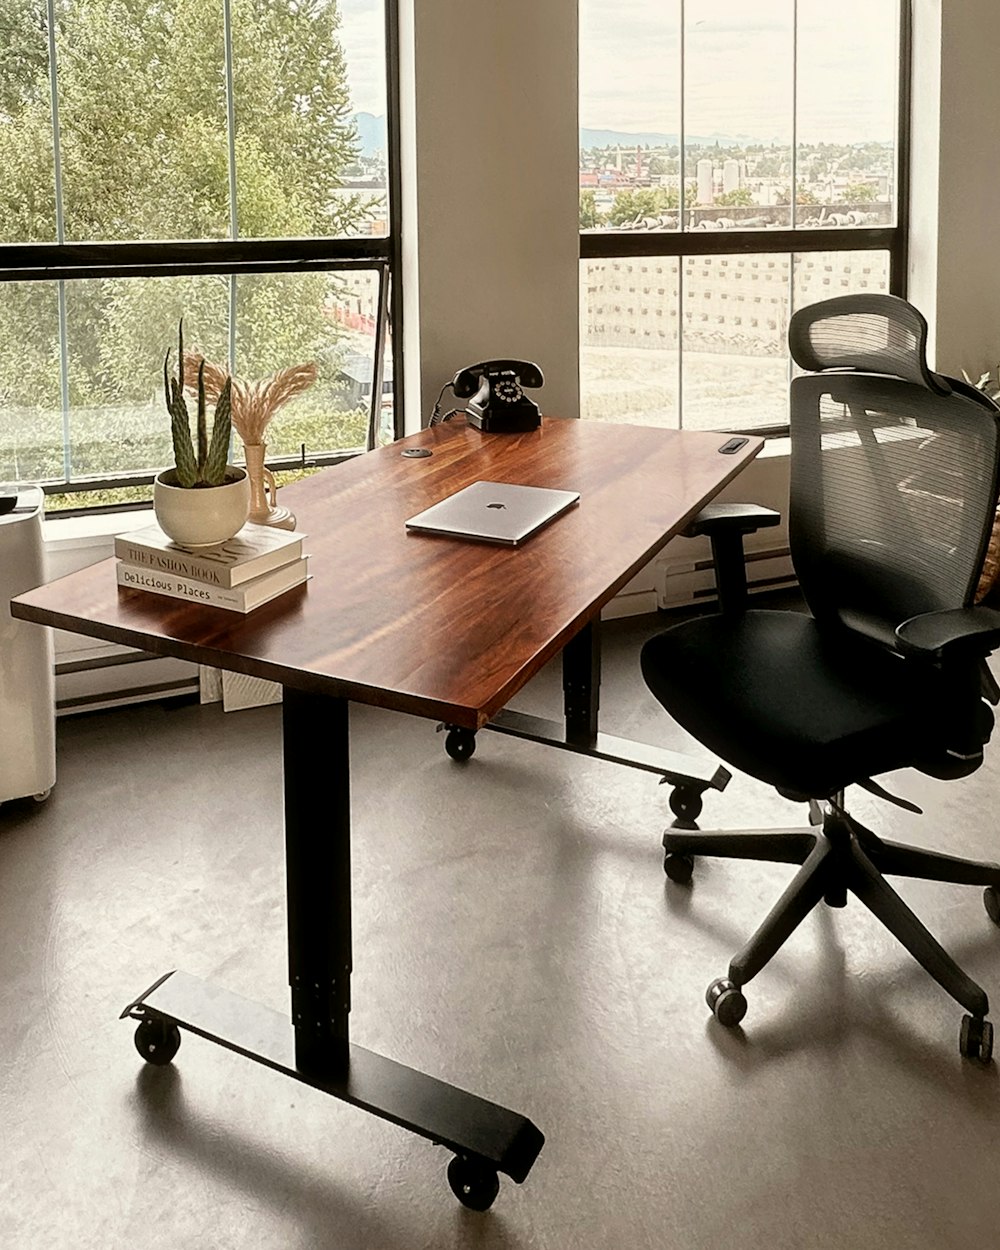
[{"left": 0, "top": 487, "right": 56, "bottom": 805}]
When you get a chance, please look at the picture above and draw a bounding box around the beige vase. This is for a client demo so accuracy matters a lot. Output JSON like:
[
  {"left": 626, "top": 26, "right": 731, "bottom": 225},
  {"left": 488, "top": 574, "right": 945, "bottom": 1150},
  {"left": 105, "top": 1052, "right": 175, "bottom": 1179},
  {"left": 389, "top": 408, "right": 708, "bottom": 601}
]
[
  {"left": 243, "top": 442, "right": 296, "bottom": 531},
  {"left": 153, "top": 466, "right": 249, "bottom": 548}
]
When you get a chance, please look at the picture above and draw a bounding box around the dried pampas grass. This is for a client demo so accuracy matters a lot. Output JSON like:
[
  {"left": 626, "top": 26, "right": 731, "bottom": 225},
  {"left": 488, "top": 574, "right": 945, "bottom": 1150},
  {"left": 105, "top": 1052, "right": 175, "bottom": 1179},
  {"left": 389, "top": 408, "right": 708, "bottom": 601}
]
[{"left": 183, "top": 352, "right": 318, "bottom": 445}]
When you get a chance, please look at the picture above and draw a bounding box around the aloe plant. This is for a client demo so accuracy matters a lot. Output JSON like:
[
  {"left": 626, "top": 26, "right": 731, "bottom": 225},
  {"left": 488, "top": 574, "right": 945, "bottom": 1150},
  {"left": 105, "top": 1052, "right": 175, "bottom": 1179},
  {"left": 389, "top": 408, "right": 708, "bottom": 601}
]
[{"left": 163, "top": 320, "right": 233, "bottom": 487}]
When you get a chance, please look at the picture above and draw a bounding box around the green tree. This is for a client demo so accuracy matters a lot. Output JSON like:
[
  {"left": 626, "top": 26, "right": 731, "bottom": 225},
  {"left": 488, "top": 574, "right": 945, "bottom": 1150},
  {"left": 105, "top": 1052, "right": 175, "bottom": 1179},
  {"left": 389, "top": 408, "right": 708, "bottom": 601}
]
[
  {"left": 840, "top": 182, "right": 878, "bottom": 204},
  {"left": 0, "top": 0, "right": 372, "bottom": 483},
  {"left": 605, "top": 186, "right": 691, "bottom": 226},
  {"left": 579, "top": 189, "right": 602, "bottom": 230},
  {"left": 775, "top": 187, "right": 819, "bottom": 206},
  {"left": 715, "top": 188, "right": 754, "bottom": 207}
]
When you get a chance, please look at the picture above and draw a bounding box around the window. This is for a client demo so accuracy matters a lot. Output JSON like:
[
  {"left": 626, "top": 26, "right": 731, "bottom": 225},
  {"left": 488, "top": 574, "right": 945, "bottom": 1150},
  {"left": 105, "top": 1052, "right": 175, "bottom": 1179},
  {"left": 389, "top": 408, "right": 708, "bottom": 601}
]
[
  {"left": 0, "top": 0, "right": 400, "bottom": 509},
  {"left": 579, "top": 0, "right": 905, "bottom": 432}
]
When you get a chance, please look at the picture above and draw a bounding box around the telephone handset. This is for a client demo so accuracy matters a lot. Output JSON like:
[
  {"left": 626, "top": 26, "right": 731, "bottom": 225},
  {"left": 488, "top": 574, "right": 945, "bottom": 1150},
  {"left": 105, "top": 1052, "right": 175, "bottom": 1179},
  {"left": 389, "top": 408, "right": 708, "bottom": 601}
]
[{"left": 452, "top": 359, "right": 544, "bottom": 433}]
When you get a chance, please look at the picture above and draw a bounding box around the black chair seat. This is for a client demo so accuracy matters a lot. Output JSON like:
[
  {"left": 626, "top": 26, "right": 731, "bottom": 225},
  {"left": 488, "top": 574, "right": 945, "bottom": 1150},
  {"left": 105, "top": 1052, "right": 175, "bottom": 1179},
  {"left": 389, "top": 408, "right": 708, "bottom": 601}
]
[{"left": 641, "top": 609, "right": 951, "bottom": 799}]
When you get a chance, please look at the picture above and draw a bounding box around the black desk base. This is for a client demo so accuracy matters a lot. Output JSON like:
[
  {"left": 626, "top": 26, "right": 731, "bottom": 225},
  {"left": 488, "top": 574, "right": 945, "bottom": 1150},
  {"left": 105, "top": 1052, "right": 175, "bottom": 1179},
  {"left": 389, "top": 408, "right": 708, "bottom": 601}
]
[
  {"left": 443, "top": 620, "right": 732, "bottom": 827},
  {"left": 121, "top": 686, "right": 543, "bottom": 1211},
  {"left": 121, "top": 970, "right": 543, "bottom": 1191}
]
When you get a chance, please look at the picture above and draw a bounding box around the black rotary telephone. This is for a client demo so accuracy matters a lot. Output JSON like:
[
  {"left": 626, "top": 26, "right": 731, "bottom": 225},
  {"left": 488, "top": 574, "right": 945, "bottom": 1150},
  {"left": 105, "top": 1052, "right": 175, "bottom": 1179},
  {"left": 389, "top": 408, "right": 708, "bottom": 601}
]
[{"left": 452, "top": 359, "right": 544, "bottom": 433}]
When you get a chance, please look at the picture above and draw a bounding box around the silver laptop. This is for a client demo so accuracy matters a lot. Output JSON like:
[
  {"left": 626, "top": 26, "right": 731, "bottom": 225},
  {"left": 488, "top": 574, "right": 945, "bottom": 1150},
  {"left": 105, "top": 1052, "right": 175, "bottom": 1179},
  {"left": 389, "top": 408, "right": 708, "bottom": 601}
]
[{"left": 405, "top": 480, "right": 580, "bottom": 545}]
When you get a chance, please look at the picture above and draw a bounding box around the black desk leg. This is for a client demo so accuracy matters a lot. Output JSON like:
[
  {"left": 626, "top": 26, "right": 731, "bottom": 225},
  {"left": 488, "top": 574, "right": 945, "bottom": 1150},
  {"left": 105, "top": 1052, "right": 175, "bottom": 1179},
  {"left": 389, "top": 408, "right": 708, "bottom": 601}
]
[
  {"left": 563, "top": 620, "right": 600, "bottom": 745},
  {"left": 121, "top": 685, "right": 544, "bottom": 1209},
  {"left": 283, "top": 687, "right": 352, "bottom": 1079}
]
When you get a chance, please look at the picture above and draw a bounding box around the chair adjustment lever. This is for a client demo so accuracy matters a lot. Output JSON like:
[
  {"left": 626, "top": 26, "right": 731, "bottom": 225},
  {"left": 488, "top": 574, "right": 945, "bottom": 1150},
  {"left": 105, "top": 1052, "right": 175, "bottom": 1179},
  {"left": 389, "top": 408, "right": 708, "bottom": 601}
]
[{"left": 856, "top": 777, "right": 923, "bottom": 815}]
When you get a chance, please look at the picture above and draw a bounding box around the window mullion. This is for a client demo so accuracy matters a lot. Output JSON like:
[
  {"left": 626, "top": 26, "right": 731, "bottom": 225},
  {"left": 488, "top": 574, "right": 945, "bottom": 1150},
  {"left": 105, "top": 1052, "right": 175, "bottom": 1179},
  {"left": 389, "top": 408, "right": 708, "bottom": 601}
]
[
  {"left": 46, "top": 0, "right": 71, "bottom": 480},
  {"left": 223, "top": 0, "right": 239, "bottom": 242},
  {"left": 678, "top": 0, "right": 686, "bottom": 426},
  {"left": 791, "top": 0, "right": 798, "bottom": 231}
]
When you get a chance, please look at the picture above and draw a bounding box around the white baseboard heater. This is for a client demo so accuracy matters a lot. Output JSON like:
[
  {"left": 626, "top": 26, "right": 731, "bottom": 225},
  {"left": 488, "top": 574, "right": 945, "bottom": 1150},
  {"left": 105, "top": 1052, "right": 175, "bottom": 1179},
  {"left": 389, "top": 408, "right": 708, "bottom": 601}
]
[
  {"left": 55, "top": 642, "right": 198, "bottom": 716},
  {"left": 657, "top": 544, "right": 795, "bottom": 609}
]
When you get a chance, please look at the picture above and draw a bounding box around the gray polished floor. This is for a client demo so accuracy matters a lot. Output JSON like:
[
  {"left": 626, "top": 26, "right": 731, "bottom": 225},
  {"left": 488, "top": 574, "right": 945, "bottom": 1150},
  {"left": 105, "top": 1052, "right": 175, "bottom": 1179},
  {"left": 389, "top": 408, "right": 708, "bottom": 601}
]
[{"left": 2, "top": 613, "right": 999, "bottom": 1249}]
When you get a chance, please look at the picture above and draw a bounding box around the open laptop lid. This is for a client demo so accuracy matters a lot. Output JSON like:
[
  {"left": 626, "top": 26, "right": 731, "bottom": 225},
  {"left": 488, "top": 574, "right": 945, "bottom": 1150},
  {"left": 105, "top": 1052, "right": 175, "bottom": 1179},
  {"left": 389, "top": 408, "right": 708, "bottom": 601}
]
[{"left": 405, "top": 481, "right": 580, "bottom": 545}]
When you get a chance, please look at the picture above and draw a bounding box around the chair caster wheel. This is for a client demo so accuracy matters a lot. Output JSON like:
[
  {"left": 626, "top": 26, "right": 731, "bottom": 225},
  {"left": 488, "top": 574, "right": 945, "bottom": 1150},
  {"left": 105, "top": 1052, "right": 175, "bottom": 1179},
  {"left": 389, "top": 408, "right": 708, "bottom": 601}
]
[
  {"left": 445, "top": 728, "right": 476, "bottom": 762},
  {"left": 447, "top": 1154, "right": 500, "bottom": 1210},
  {"left": 668, "top": 785, "right": 702, "bottom": 828},
  {"left": 706, "top": 977, "right": 747, "bottom": 1027},
  {"left": 984, "top": 886, "right": 1000, "bottom": 927},
  {"left": 134, "top": 1017, "right": 182, "bottom": 1066},
  {"left": 959, "top": 1015, "right": 994, "bottom": 1063},
  {"left": 663, "top": 851, "right": 694, "bottom": 883}
]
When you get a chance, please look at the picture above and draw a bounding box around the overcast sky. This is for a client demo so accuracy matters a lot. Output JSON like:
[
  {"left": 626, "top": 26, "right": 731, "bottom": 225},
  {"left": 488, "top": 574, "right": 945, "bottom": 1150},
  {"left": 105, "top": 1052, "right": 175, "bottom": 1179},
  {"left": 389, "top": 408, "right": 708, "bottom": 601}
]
[
  {"left": 337, "top": 0, "right": 897, "bottom": 144},
  {"left": 580, "top": 0, "right": 898, "bottom": 143},
  {"left": 337, "top": 0, "right": 386, "bottom": 117}
]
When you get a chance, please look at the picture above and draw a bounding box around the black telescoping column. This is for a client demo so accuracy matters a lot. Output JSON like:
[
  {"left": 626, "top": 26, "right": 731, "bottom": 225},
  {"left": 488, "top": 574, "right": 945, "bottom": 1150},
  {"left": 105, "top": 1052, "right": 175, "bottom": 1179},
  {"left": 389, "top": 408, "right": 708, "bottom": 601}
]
[
  {"left": 282, "top": 686, "right": 352, "bottom": 1078},
  {"left": 562, "top": 619, "right": 601, "bottom": 745}
]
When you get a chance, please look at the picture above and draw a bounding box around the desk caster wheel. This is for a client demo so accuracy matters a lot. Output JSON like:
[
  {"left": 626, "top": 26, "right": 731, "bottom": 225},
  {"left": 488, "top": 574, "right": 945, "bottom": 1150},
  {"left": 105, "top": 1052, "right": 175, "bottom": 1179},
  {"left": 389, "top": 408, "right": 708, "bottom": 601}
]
[
  {"left": 445, "top": 728, "right": 476, "bottom": 763},
  {"left": 984, "top": 886, "right": 1000, "bottom": 927},
  {"left": 134, "top": 1017, "right": 181, "bottom": 1066},
  {"left": 33, "top": 789, "right": 52, "bottom": 803},
  {"left": 706, "top": 977, "right": 747, "bottom": 1028},
  {"left": 960, "top": 1015, "right": 994, "bottom": 1063},
  {"left": 663, "top": 851, "right": 694, "bottom": 883},
  {"left": 447, "top": 1154, "right": 500, "bottom": 1211}
]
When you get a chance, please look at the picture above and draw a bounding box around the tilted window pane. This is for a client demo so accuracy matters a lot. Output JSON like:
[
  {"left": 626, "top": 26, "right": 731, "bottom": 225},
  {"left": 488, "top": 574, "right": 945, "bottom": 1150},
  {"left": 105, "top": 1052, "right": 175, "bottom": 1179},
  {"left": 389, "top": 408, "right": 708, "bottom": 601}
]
[
  {"left": 232, "top": 269, "right": 384, "bottom": 458},
  {"left": 579, "top": 258, "right": 680, "bottom": 426}
]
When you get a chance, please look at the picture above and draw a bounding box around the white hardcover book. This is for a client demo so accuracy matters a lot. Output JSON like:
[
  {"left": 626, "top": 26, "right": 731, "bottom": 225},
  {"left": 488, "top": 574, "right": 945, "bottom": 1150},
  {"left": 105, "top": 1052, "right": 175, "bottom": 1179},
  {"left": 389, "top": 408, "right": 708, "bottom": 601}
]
[
  {"left": 114, "top": 521, "right": 305, "bottom": 587},
  {"left": 116, "top": 555, "right": 310, "bottom": 612}
]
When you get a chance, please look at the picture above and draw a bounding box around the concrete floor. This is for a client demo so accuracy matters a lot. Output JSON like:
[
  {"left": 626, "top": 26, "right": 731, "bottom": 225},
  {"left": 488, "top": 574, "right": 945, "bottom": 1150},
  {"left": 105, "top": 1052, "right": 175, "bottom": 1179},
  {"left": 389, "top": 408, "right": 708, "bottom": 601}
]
[{"left": 2, "top": 613, "right": 999, "bottom": 1249}]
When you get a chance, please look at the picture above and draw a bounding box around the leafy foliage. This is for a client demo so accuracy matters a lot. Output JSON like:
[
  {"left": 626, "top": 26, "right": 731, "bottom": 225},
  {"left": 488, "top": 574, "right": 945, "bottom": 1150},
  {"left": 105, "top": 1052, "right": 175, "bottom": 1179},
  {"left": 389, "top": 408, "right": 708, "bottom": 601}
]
[{"left": 715, "top": 188, "right": 754, "bottom": 207}]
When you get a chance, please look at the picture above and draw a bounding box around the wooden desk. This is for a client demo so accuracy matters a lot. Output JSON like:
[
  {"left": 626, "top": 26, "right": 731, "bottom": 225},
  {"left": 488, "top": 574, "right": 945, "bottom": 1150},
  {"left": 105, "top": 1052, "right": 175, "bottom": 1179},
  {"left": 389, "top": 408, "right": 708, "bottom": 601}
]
[{"left": 12, "top": 416, "right": 761, "bottom": 1209}]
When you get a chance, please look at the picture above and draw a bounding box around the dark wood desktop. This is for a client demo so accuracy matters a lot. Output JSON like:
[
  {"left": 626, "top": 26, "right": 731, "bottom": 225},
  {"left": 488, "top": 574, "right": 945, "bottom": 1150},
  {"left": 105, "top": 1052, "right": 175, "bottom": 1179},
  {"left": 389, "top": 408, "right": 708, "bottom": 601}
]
[{"left": 12, "top": 415, "right": 761, "bottom": 1208}]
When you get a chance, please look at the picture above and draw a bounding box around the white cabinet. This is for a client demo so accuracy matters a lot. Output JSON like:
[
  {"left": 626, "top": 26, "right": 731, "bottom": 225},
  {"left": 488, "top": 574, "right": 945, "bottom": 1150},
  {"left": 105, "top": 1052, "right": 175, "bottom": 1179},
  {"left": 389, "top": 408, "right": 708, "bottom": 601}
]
[{"left": 0, "top": 488, "right": 56, "bottom": 804}]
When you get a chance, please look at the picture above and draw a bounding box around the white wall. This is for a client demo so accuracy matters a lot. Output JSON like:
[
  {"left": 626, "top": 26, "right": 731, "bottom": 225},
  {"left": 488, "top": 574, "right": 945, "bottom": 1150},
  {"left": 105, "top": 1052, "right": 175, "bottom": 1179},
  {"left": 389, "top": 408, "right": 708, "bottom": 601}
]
[
  {"left": 908, "top": 0, "right": 1000, "bottom": 379},
  {"left": 401, "top": 0, "right": 580, "bottom": 430}
]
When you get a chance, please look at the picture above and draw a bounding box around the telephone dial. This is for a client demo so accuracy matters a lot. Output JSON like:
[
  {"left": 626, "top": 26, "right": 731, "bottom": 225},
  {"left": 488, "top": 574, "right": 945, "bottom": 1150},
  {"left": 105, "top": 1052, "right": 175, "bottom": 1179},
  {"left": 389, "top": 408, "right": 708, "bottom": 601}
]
[{"left": 452, "top": 359, "right": 544, "bottom": 433}]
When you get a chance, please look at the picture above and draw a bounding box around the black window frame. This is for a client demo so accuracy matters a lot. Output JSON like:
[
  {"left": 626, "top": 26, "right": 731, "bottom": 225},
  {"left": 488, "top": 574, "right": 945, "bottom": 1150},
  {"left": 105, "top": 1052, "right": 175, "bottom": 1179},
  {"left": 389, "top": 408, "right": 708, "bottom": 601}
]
[
  {"left": 579, "top": 0, "right": 911, "bottom": 437},
  {"left": 0, "top": 0, "right": 403, "bottom": 507}
]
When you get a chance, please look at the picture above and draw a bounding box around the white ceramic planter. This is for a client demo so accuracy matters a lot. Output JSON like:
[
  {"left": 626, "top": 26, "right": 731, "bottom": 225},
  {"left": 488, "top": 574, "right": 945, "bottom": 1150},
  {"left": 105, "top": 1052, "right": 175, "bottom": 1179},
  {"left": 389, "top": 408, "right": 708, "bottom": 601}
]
[{"left": 153, "top": 466, "right": 250, "bottom": 548}]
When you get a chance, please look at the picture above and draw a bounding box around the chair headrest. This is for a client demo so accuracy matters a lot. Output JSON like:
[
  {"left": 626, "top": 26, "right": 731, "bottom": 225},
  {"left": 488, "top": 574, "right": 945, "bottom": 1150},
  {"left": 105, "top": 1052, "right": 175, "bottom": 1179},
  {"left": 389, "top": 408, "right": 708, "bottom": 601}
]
[{"left": 788, "top": 293, "right": 952, "bottom": 395}]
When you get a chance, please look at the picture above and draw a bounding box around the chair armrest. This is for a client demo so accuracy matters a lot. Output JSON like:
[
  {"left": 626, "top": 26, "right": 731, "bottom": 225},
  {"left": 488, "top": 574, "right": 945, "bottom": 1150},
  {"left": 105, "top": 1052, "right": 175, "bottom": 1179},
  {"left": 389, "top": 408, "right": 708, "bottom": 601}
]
[
  {"left": 681, "top": 502, "right": 781, "bottom": 539},
  {"left": 896, "top": 606, "right": 1000, "bottom": 661},
  {"left": 681, "top": 504, "right": 781, "bottom": 615}
]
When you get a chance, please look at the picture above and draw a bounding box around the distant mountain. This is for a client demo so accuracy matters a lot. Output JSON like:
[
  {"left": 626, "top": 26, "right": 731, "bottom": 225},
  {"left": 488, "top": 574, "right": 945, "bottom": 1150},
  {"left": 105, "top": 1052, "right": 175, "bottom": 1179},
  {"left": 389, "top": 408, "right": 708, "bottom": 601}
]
[
  {"left": 352, "top": 116, "right": 883, "bottom": 158},
  {"left": 580, "top": 127, "right": 756, "bottom": 149},
  {"left": 354, "top": 112, "right": 386, "bottom": 156}
]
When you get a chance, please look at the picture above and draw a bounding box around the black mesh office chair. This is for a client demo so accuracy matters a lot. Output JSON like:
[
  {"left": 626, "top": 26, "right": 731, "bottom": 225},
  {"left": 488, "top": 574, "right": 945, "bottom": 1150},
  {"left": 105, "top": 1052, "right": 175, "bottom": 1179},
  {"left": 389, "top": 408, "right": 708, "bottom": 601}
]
[{"left": 640, "top": 294, "right": 1000, "bottom": 1061}]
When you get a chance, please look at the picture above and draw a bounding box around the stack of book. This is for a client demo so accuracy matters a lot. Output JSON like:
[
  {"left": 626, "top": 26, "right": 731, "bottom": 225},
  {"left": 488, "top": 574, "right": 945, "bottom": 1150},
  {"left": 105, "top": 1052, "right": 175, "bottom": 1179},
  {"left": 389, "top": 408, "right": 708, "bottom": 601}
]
[{"left": 114, "top": 522, "right": 309, "bottom": 613}]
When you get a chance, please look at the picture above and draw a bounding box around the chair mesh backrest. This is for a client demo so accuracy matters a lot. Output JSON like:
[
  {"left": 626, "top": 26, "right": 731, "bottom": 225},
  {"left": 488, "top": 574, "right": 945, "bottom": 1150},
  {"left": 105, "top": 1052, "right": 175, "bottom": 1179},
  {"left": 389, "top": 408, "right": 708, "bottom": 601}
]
[{"left": 788, "top": 297, "right": 1000, "bottom": 647}]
